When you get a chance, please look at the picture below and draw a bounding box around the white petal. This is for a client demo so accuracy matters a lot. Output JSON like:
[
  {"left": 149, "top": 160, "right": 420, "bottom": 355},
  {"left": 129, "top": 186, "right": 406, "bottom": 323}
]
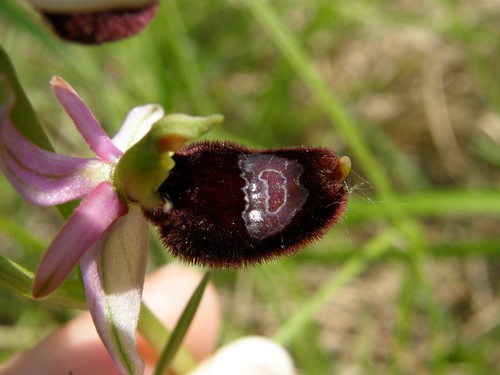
[
  {"left": 112, "top": 104, "right": 164, "bottom": 152},
  {"left": 80, "top": 206, "right": 149, "bottom": 375}
]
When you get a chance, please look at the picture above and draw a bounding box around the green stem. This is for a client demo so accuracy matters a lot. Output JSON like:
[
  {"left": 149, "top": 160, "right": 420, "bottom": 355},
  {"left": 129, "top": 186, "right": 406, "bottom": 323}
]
[{"left": 153, "top": 271, "right": 212, "bottom": 375}]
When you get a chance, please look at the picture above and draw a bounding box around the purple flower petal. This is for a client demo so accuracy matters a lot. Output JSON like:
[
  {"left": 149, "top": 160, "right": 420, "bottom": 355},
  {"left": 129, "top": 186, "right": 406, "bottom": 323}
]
[
  {"left": 112, "top": 104, "right": 164, "bottom": 152},
  {"left": 33, "top": 181, "right": 128, "bottom": 298},
  {"left": 80, "top": 206, "right": 149, "bottom": 375},
  {"left": 51, "top": 76, "right": 123, "bottom": 163},
  {"left": 1, "top": 89, "right": 111, "bottom": 205},
  {"left": 1, "top": 124, "right": 111, "bottom": 206}
]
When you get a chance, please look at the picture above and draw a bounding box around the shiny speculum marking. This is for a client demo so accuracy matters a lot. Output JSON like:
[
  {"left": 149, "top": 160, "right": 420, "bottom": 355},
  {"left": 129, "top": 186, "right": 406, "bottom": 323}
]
[{"left": 238, "top": 154, "right": 308, "bottom": 239}]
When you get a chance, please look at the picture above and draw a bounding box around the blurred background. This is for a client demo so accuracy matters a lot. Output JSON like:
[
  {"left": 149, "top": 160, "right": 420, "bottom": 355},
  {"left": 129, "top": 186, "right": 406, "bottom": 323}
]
[{"left": 0, "top": 0, "right": 499, "bottom": 374}]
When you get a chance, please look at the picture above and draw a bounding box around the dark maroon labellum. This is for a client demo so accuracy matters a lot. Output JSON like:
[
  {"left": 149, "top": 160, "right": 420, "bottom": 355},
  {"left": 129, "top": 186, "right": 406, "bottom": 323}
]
[
  {"left": 41, "top": 2, "right": 159, "bottom": 44},
  {"left": 144, "top": 141, "right": 351, "bottom": 268}
]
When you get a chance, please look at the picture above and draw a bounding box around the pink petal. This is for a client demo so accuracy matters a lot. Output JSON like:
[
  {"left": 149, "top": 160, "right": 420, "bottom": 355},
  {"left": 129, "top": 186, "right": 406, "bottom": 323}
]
[
  {"left": 2, "top": 122, "right": 111, "bottom": 206},
  {"left": 80, "top": 206, "right": 149, "bottom": 375},
  {"left": 112, "top": 104, "right": 164, "bottom": 152},
  {"left": 51, "top": 76, "right": 122, "bottom": 163},
  {"left": 1, "top": 91, "right": 111, "bottom": 205},
  {"left": 33, "top": 181, "right": 128, "bottom": 298}
]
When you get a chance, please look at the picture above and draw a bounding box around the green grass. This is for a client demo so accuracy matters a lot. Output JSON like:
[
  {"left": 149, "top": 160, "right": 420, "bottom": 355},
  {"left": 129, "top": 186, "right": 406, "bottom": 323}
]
[{"left": 1, "top": 0, "right": 499, "bottom": 373}]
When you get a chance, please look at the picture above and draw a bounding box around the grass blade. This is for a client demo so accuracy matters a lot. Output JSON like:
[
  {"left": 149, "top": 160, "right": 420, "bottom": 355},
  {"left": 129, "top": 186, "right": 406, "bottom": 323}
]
[{"left": 153, "top": 270, "right": 211, "bottom": 375}]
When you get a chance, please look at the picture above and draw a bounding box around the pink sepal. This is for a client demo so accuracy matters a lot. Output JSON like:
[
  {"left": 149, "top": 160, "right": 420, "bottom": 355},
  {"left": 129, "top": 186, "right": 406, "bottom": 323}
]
[
  {"left": 33, "top": 181, "right": 128, "bottom": 298},
  {"left": 52, "top": 76, "right": 123, "bottom": 163}
]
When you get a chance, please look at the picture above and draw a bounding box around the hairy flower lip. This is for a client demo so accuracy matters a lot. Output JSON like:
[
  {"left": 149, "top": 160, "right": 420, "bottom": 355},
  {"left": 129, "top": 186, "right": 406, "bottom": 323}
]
[
  {"left": 38, "top": 1, "right": 159, "bottom": 44},
  {"left": 27, "top": 0, "right": 156, "bottom": 13},
  {"left": 146, "top": 141, "right": 351, "bottom": 269}
]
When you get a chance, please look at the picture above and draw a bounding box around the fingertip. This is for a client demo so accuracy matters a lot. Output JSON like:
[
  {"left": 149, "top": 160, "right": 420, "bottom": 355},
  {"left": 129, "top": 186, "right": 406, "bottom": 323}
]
[{"left": 189, "top": 336, "right": 296, "bottom": 375}]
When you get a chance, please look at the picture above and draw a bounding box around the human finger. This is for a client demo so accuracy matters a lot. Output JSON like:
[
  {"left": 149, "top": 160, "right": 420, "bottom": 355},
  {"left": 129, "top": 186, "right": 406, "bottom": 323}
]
[{"left": 190, "top": 336, "right": 295, "bottom": 375}]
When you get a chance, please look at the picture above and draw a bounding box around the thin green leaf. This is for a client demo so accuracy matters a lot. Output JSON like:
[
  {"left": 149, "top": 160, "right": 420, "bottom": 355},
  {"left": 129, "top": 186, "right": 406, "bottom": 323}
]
[
  {"left": 138, "top": 304, "right": 172, "bottom": 355},
  {"left": 138, "top": 304, "right": 197, "bottom": 375},
  {"left": 0, "top": 45, "right": 75, "bottom": 217},
  {"left": 153, "top": 271, "right": 211, "bottom": 375},
  {"left": 347, "top": 190, "right": 500, "bottom": 223},
  {"left": 0, "top": 45, "right": 53, "bottom": 150},
  {"left": 0, "top": 254, "right": 86, "bottom": 309},
  {"left": 272, "top": 230, "right": 394, "bottom": 345}
]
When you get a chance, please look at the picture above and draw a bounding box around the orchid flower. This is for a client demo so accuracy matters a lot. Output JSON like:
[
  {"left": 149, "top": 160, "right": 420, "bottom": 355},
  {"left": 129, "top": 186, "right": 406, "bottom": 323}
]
[
  {"left": 26, "top": 0, "right": 159, "bottom": 44},
  {"left": 0, "top": 75, "right": 222, "bottom": 375}
]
